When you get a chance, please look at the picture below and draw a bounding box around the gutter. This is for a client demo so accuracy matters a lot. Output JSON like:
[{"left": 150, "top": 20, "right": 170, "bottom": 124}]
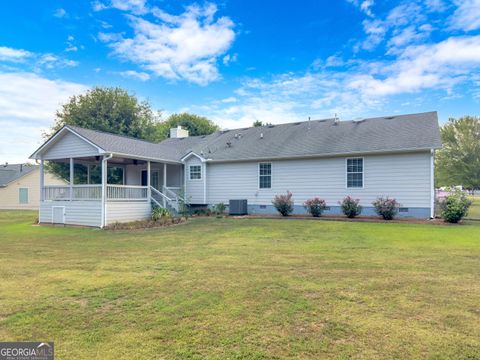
[{"left": 203, "top": 147, "right": 441, "bottom": 164}]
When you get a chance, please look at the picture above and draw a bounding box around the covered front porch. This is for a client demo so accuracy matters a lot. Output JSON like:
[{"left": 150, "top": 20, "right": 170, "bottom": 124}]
[{"left": 39, "top": 155, "right": 184, "bottom": 227}]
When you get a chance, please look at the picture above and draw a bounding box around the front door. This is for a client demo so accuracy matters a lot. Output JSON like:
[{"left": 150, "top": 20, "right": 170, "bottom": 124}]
[{"left": 141, "top": 170, "right": 160, "bottom": 190}]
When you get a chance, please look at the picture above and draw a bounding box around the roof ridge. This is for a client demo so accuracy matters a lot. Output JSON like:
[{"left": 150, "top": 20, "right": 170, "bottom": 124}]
[
  {"left": 164, "top": 111, "right": 438, "bottom": 140},
  {"left": 67, "top": 125, "right": 162, "bottom": 146}
]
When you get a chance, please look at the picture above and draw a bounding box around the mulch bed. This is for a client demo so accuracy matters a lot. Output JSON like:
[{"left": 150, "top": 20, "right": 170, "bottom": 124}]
[
  {"left": 230, "top": 214, "right": 458, "bottom": 225},
  {"left": 104, "top": 217, "right": 188, "bottom": 231}
]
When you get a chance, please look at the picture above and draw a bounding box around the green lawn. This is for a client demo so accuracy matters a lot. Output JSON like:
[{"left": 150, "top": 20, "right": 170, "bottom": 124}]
[{"left": 0, "top": 211, "right": 479, "bottom": 359}]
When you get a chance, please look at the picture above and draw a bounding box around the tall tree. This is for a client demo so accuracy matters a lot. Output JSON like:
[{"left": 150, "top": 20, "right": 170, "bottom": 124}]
[
  {"left": 253, "top": 120, "right": 272, "bottom": 127},
  {"left": 48, "top": 86, "right": 161, "bottom": 141},
  {"left": 46, "top": 87, "right": 161, "bottom": 182},
  {"left": 155, "top": 113, "right": 219, "bottom": 140},
  {"left": 435, "top": 116, "right": 480, "bottom": 189}
]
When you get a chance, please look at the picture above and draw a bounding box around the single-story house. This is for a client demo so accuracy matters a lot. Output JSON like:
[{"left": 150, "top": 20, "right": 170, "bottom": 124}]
[
  {"left": 30, "top": 111, "right": 441, "bottom": 227},
  {"left": 0, "top": 163, "right": 66, "bottom": 210}
]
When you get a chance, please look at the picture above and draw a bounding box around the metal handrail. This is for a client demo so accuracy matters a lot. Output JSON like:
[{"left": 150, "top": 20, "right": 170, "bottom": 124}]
[
  {"left": 150, "top": 186, "right": 172, "bottom": 202},
  {"left": 163, "top": 186, "right": 185, "bottom": 203}
]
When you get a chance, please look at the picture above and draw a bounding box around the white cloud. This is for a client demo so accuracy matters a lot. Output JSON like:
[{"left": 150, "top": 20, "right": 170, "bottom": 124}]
[
  {"left": 387, "top": 25, "right": 430, "bottom": 52},
  {"left": 0, "top": 45, "right": 78, "bottom": 71},
  {"left": 361, "top": 19, "right": 386, "bottom": 50},
  {"left": 99, "top": 3, "right": 235, "bottom": 85},
  {"left": 223, "top": 53, "right": 237, "bottom": 65},
  {"left": 0, "top": 72, "right": 87, "bottom": 162},
  {"left": 357, "top": 2, "right": 430, "bottom": 52},
  {"left": 449, "top": 0, "right": 480, "bottom": 31},
  {"left": 425, "top": 0, "right": 447, "bottom": 12},
  {"left": 92, "top": 0, "right": 147, "bottom": 14},
  {"left": 65, "top": 35, "right": 79, "bottom": 52},
  {"left": 0, "top": 46, "right": 32, "bottom": 62},
  {"left": 118, "top": 70, "right": 150, "bottom": 81},
  {"left": 221, "top": 96, "right": 237, "bottom": 103},
  {"left": 53, "top": 8, "right": 67, "bottom": 18},
  {"left": 360, "top": 0, "right": 375, "bottom": 17},
  {"left": 347, "top": 0, "right": 375, "bottom": 17},
  {"left": 92, "top": 1, "right": 108, "bottom": 12},
  {"left": 36, "top": 54, "right": 78, "bottom": 69}
]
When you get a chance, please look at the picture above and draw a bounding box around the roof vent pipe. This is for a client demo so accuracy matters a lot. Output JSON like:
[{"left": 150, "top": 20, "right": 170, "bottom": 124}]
[{"left": 260, "top": 133, "right": 263, "bottom": 139}]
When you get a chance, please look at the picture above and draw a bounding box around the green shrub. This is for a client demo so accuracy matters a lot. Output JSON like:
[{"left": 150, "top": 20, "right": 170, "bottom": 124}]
[
  {"left": 213, "top": 203, "right": 226, "bottom": 215},
  {"left": 372, "top": 197, "right": 399, "bottom": 220},
  {"left": 272, "top": 191, "right": 294, "bottom": 216},
  {"left": 340, "top": 196, "right": 362, "bottom": 218},
  {"left": 304, "top": 197, "right": 327, "bottom": 217},
  {"left": 440, "top": 190, "right": 472, "bottom": 223},
  {"left": 152, "top": 207, "right": 171, "bottom": 221}
]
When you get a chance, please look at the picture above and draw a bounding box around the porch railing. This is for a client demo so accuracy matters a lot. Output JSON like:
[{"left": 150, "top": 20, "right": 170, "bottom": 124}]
[
  {"left": 107, "top": 185, "right": 148, "bottom": 201},
  {"left": 43, "top": 185, "right": 102, "bottom": 201},
  {"left": 43, "top": 185, "right": 148, "bottom": 201}
]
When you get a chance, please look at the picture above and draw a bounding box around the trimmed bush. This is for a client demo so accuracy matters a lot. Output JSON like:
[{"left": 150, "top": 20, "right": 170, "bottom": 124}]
[
  {"left": 152, "top": 207, "right": 171, "bottom": 221},
  {"left": 340, "top": 196, "right": 362, "bottom": 218},
  {"left": 304, "top": 197, "right": 327, "bottom": 217},
  {"left": 272, "top": 191, "right": 294, "bottom": 216},
  {"left": 372, "top": 197, "right": 399, "bottom": 220},
  {"left": 440, "top": 190, "right": 472, "bottom": 223}
]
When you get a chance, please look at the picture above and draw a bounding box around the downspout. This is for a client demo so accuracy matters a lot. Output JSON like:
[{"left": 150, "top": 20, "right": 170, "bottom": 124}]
[{"left": 101, "top": 153, "right": 113, "bottom": 228}]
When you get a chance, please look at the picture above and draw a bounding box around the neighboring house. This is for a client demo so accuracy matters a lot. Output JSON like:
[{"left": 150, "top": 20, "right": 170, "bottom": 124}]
[
  {"left": 30, "top": 111, "right": 441, "bottom": 227},
  {"left": 0, "top": 164, "right": 66, "bottom": 210}
]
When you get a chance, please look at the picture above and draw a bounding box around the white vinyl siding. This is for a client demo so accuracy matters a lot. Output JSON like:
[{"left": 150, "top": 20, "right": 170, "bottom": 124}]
[
  {"left": 206, "top": 152, "right": 431, "bottom": 208},
  {"left": 42, "top": 131, "right": 100, "bottom": 160},
  {"left": 185, "top": 157, "right": 205, "bottom": 204},
  {"left": 106, "top": 202, "right": 151, "bottom": 225},
  {"left": 39, "top": 201, "right": 102, "bottom": 227}
]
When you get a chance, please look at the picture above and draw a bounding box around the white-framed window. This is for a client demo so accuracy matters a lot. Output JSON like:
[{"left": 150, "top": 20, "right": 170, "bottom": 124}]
[
  {"left": 346, "top": 158, "right": 363, "bottom": 188},
  {"left": 189, "top": 165, "right": 202, "bottom": 180},
  {"left": 19, "top": 188, "right": 29, "bottom": 204},
  {"left": 259, "top": 163, "right": 272, "bottom": 189}
]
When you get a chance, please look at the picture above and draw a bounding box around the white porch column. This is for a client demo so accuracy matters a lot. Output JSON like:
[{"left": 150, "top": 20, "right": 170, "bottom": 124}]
[
  {"left": 147, "top": 161, "right": 151, "bottom": 203},
  {"left": 101, "top": 155, "right": 108, "bottom": 228},
  {"left": 203, "top": 162, "right": 207, "bottom": 204},
  {"left": 39, "top": 159, "right": 45, "bottom": 201},
  {"left": 430, "top": 149, "right": 435, "bottom": 219},
  {"left": 69, "top": 158, "right": 74, "bottom": 201},
  {"left": 163, "top": 163, "right": 167, "bottom": 207},
  {"left": 87, "top": 164, "right": 90, "bottom": 185}
]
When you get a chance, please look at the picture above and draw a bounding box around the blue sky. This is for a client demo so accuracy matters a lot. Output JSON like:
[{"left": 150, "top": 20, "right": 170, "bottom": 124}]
[{"left": 1, "top": 0, "right": 480, "bottom": 162}]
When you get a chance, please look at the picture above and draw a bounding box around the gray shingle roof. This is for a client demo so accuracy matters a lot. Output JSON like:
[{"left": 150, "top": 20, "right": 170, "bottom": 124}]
[
  {"left": 65, "top": 111, "right": 441, "bottom": 163},
  {"left": 0, "top": 164, "right": 37, "bottom": 187},
  {"left": 67, "top": 125, "right": 181, "bottom": 162}
]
